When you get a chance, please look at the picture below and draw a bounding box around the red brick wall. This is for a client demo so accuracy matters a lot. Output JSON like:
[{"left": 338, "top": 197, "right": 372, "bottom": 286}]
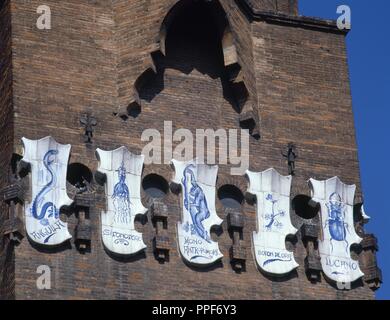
[
  {"left": 276, "top": 0, "right": 298, "bottom": 15},
  {"left": 0, "top": 0, "right": 15, "bottom": 300},
  {"left": 7, "top": 0, "right": 375, "bottom": 300},
  {"left": 243, "top": 0, "right": 298, "bottom": 15}
]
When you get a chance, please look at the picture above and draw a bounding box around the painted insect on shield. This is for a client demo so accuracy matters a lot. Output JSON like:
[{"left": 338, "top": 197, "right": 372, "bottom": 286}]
[
  {"left": 309, "top": 177, "right": 364, "bottom": 284},
  {"left": 325, "top": 192, "right": 350, "bottom": 253}
]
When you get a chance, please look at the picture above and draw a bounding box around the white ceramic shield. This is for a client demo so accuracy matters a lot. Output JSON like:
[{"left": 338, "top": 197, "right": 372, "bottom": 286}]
[
  {"left": 171, "top": 159, "right": 223, "bottom": 266},
  {"left": 96, "top": 147, "right": 147, "bottom": 255},
  {"left": 246, "top": 168, "right": 298, "bottom": 275},
  {"left": 22, "top": 136, "right": 73, "bottom": 246},
  {"left": 309, "top": 177, "right": 364, "bottom": 284}
]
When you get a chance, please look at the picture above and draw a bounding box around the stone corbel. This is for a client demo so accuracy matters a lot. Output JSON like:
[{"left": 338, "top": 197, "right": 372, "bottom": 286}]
[
  {"left": 223, "top": 30, "right": 260, "bottom": 139},
  {"left": 353, "top": 204, "right": 382, "bottom": 290},
  {"left": 73, "top": 193, "right": 94, "bottom": 252},
  {"left": 150, "top": 199, "right": 170, "bottom": 262},
  {"left": 360, "top": 234, "right": 382, "bottom": 290},
  {"left": 227, "top": 208, "right": 246, "bottom": 272},
  {"left": 1, "top": 183, "right": 25, "bottom": 245},
  {"left": 239, "top": 107, "right": 260, "bottom": 139},
  {"left": 229, "top": 66, "right": 260, "bottom": 139},
  {"left": 115, "top": 53, "right": 158, "bottom": 120},
  {"left": 301, "top": 222, "right": 322, "bottom": 282}
]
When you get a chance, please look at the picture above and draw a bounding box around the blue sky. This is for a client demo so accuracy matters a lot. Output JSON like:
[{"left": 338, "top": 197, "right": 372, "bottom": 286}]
[{"left": 299, "top": 0, "right": 390, "bottom": 299}]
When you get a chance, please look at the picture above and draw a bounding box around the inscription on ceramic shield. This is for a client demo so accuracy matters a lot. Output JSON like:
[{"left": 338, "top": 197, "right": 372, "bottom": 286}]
[
  {"left": 246, "top": 168, "right": 298, "bottom": 275},
  {"left": 22, "top": 136, "right": 73, "bottom": 245},
  {"left": 309, "top": 177, "right": 364, "bottom": 284},
  {"left": 96, "top": 147, "right": 147, "bottom": 255},
  {"left": 171, "top": 159, "right": 223, "bottom": 266}
]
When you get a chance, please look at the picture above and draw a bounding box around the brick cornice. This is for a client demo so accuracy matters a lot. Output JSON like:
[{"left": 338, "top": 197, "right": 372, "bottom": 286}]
[{"left": 236, "top": 0, "right": 349, "bottom": 35}]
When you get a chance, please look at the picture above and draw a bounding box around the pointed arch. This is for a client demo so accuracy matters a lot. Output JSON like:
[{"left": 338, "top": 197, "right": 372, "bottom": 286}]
[{"left": 118, "top": 0, "right": 259, "bottom": 138}]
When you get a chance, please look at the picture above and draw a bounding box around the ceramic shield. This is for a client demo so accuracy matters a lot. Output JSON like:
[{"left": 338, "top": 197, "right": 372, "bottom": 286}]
[
  {"left": 309, "top": 177, "right": 364, "bottom": 284},
  {"left": 246, "top": 168, "right": 298, "bottom": 275},
  {"left": 171, "top": 159, "right": 223, "bottom": 266},
  {"left": 96, "top": 147, "right": 147, "bottom": 255},
  {"left": 22, "top": 136, "right": 73, "bottom": 245}
]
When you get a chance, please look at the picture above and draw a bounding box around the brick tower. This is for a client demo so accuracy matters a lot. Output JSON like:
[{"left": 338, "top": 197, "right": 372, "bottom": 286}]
[{"left": 0, "top": 0, "right": 381, "bottom": 299}]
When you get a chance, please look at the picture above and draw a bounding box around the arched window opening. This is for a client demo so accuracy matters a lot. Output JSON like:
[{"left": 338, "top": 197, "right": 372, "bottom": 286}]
[
  {"left": 218, "top": 184, "right": 244, "bottom": 209},
  {"left": 162, "top": 1, "right": 227, "bottom": 78},
  {"left": 142, "top": 174, "right": 169, "bottom": 199},
  {"left": 67, "top": 163, "right": 93, "bottom": 193},
  {"left": 292, "top": 195, "right": 318, "bottom": 220}
]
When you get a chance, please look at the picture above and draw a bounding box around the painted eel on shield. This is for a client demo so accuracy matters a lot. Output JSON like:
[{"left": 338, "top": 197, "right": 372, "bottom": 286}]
[{"left": 22, "top": 136, "right": 73, "bottom": 245}]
